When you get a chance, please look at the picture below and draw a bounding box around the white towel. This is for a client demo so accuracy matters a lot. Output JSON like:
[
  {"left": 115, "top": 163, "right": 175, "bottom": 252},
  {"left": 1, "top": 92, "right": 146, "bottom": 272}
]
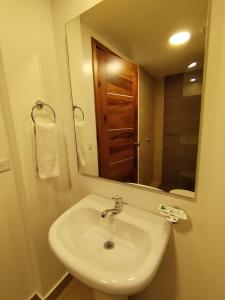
[
  {"left": 75, "top": 120, "right": 90, "bottom": 167},
  {"left": 35, "top": 118, "right": 60, "bottom": 179}
]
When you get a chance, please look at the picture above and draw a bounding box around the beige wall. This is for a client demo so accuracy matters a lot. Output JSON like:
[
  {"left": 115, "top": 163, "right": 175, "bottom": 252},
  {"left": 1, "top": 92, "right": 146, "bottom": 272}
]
[
  {"left": 66, "top": 18, "right": 99, "bottom": 177},
  {"left": 51, "top": 1, "right": 225, "bottom": 300},
  {"left": 138, "top": 68, "right": 155, "bottom": 185},
  {"left": 0, "top": 82, "right": 34, "bottom": 299},
  {"left": 0, "top": 0, "right": 84, "bottom": 297},
  {"left": 151, "top": 78, "right": 164, "bottom": 187},
  {"left": 1, "top": 0, "right": 225, "bottom": 299}
]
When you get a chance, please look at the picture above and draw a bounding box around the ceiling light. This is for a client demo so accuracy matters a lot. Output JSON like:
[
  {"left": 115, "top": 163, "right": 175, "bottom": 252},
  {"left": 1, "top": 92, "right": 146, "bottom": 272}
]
[
  {"left": 169, "top": 31, "right": 191, "bottom": 46},
  {"left": 188, "top": 62, "right": 197, "bottom": 69},
  {"left": 190, "top": 78, "right": 196, "bottom": 82}
]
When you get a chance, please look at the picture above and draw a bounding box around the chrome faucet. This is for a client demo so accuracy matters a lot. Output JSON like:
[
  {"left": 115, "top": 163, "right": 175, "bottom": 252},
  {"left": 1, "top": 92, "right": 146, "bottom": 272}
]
[{"left": 101, "top": 196, "right": 124, "bottom": 218}]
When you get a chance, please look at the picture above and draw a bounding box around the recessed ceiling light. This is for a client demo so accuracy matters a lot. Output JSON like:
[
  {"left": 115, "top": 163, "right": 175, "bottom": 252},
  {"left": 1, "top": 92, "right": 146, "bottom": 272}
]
[
  {"left": 169, "top": 31, "right": 191, "bottom": 46},
  {"left": 188, "top": 62, "right": 197, "bottom": 69},
  {"left": 190, "top": 78, "right": 196, "bottom": 82}
]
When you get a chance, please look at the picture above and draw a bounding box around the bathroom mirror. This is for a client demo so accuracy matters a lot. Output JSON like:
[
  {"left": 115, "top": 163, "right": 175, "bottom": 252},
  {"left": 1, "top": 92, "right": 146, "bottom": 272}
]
[{"left": 66, "top": 0, "right": 209, "bottom": 198}]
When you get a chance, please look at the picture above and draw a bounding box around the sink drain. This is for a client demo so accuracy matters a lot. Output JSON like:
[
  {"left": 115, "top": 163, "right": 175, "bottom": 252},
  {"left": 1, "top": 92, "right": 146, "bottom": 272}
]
[{"left": 104, "top": 240, "right": 115, "bottom": 250}]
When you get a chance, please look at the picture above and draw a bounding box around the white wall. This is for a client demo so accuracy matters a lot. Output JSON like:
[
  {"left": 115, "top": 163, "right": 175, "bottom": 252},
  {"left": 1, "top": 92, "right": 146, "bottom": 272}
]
[{"left": 51, "top": 1, "right": 225, "bottom": 300}]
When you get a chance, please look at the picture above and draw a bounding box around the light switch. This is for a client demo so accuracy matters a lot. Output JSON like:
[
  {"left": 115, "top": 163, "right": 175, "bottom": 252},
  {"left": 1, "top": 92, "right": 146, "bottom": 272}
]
[{"left": 0, "top": 158, "right": 11, "bottom": 173}]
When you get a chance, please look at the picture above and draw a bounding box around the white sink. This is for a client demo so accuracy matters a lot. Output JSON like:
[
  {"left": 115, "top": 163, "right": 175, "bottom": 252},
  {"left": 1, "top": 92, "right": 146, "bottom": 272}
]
[{"left": 49, "top": 194, "right": 171, "bottom": 299}]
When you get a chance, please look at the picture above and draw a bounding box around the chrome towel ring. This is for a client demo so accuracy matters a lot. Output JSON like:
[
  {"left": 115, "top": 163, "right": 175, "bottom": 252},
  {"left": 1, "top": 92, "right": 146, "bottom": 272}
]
[
  {"left": 31, "top": 100, "right": 56, "bottom": 123},
  {"left": 73, "top": 105, "right": 85, "bottom": 121}
]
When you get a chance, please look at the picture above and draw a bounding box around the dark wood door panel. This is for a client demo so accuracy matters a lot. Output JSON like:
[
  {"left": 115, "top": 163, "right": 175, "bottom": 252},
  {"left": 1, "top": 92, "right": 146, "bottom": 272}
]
[
  {"left": 109, "top": 130, "right": 134, "bottom": 146},
  {"left": 107, "top": 94, "right": 134, "bottom": 129},
  {"left": 109, "top": 157, "right": 135, "bottom": 180},
  {"left": 109, "top": 130, "right": 135, "bottom": 163},
  {"left": 105, "top": 55, "right": 134, "bottom": 96},
  {"left": 92, "top": 38, "right": 138, "bottom": 182},
  {"left": 109, "top": 146, "right": 134, "bottom": 164},
  {"left": 106, "top": 78, "right": 133, "bottom": 96}
]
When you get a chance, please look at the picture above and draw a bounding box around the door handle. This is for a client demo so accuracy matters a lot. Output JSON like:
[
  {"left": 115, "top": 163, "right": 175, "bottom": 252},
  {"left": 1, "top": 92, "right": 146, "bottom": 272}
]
[{"left": 134, "top": 142, "right": 140, "bottom": 146}]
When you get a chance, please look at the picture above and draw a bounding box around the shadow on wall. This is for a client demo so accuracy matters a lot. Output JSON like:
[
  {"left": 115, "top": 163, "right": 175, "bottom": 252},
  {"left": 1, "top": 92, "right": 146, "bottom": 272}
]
[{"left": 131, "top": 234, "right": 178, "bottom": 300}]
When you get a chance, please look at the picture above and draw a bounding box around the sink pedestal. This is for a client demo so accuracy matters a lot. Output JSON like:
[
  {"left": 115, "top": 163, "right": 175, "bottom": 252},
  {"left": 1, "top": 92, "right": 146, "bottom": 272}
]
[{"left": 93, "top": 290, "right": 128, "bottom": 300}]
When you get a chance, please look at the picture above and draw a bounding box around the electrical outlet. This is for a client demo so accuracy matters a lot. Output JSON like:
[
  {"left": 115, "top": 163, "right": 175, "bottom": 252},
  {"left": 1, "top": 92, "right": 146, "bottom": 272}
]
[{"left": 0, "top": 158, "right": 10, "bottom": 173}]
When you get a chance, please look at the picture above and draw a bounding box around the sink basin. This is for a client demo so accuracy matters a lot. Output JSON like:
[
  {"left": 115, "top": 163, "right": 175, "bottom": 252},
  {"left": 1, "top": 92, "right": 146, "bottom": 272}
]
[{"left": 49, "top": 194, "right": 171, "bottom": 298}]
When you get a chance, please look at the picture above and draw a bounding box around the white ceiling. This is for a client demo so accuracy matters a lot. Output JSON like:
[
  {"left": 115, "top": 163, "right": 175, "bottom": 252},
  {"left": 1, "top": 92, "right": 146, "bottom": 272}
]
[{"left": 80, "top": 0, "right": 209, "bottom": 78}]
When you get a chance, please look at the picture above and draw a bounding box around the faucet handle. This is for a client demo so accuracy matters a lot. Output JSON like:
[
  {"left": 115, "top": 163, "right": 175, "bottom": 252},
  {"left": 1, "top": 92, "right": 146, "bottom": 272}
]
[
  {"left": 112, "top": 196, "right": 127, "bottom": 213},
  {"left": 112, "top": 195, "right": 122, "bottom": 204},
  {"left": 112, "top": 195, "right": 128, "bottom": 207},
  {"left": 112, "top": 195, "right": 122, "bottom": 199}
]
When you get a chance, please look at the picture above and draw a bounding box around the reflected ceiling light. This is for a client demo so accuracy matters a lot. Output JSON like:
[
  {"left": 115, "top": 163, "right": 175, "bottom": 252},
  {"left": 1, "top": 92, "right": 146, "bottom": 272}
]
[
  {"left": 190, "top": 78, "right": 196, "bottom": 82},
  {"left": 106, "top": 61, "right": 122, "bottom": 74},
  {"left": 169, "top": 31, "right": 191, "bottom": 45},
  {"left": 188, "top": 62, "right": 197, "bottom": 69}
]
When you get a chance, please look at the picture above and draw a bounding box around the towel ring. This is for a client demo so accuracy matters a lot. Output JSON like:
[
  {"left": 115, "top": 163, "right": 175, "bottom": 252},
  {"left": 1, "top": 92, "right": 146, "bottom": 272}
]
[
  {"left": 31, "top": 100, "right": 56, "bottom": 123},
  {"left": 73, "top": 105, "right": 85, "bottom": 121}
]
